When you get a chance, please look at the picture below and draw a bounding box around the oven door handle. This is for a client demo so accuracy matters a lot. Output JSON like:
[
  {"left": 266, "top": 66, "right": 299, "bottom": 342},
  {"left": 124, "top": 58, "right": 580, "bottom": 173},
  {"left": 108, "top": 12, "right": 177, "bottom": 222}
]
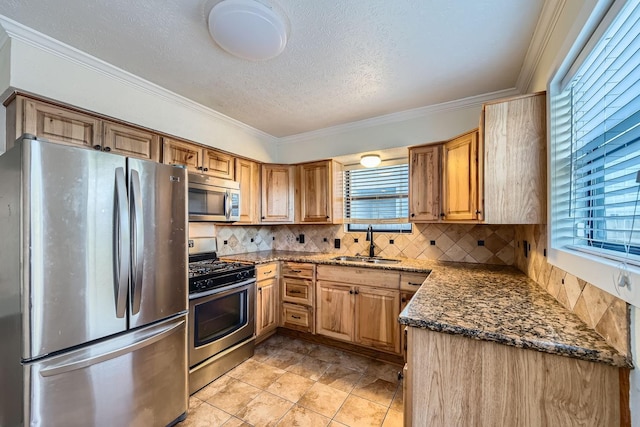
[{"left": 189, "top": 278, "right": 256, "bottom": 300}]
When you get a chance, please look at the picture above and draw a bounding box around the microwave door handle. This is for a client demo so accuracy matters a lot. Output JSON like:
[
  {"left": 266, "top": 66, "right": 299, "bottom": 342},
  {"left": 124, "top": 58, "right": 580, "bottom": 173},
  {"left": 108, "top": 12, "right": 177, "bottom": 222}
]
[
  {"left": 114, "top": 167, "right": 130, "bottom": 318},
  {"left": 225, "top": 191, "right": 232, "bottom": 219},
  {"left": 130, "top": 169, "right": 144, "bottom": 315}
]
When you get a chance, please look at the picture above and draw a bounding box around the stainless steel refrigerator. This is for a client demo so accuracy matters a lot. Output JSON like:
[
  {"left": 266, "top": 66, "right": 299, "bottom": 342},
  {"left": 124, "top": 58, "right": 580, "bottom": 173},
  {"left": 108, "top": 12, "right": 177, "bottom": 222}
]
[{"left": 0, "top": 135, "right": 189, "bottom": 426}]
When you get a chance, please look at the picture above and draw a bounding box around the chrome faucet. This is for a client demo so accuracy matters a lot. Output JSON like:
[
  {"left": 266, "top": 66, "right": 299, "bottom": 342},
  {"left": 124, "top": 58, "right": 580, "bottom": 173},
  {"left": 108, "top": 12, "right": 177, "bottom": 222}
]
[{"left": 366, "top": 225, "right": 375, "bottom": 258}]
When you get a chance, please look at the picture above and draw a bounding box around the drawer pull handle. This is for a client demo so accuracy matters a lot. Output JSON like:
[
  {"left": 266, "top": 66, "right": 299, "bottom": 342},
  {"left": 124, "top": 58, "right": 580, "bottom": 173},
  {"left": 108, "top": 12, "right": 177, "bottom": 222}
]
[
  {"left": 263, "top": 270, "right": 273, "bottom": 275},
  {"left": 291, "top": 315, "right": 301, "bottom": 319},
  {"left": 290, "top": 269, "right": 302, "bottom": 273},
  {"left": 289, "top": 290, "right": 302, "bottom": 294},
  {"left": 407, "top": 282, "right": 422, "bottom": 286}
]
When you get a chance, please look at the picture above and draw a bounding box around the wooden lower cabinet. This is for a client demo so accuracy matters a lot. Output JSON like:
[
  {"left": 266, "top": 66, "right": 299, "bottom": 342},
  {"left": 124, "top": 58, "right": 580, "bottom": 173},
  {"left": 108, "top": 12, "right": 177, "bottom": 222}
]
[
  {"left": 281, "top": 303, "right": 313, "bottom": 333},
  {"left": 316, "top": 277, "right": 401, "bottom": 354},
  {"left": 405, "top": 326, "right": 621, "bottom": 426},
  {"left": 315, "top": 281, "right": 354, "bottom": 342},
  {"left": 256, "top": 273, "right": 278, "bottom": 340},
  {"left": 355, "top": 287, "right": 400, "bottom": 353}
]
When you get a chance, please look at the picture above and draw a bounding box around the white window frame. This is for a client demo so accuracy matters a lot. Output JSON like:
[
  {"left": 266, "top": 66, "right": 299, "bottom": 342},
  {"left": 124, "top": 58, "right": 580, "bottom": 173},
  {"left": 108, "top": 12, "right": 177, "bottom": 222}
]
[{"left": 548, "top": 0, "right": 640, "bottom": 306}]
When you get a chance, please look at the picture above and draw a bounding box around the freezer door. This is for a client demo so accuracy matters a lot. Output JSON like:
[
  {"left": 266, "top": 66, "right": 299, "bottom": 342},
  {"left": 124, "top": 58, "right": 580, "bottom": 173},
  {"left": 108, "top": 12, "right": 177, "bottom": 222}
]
[
  {"left": 128, "top": 159, "right": 187, "bottom": 328},
  {"left": 25, "top": 315, "right": 188, "bottom": 427},
  {"left": 25, "top": 140, "right": 128, "bottom": 360}
]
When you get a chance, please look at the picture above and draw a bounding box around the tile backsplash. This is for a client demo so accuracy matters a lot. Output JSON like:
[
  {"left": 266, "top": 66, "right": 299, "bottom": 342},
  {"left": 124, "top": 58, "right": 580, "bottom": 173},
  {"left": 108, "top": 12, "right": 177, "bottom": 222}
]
[
  {"left": 514, "top": 224, "right": 630, "bottom": 357},
  {"left": 195, "top": 222, "right": 515, "bottom": 265}
]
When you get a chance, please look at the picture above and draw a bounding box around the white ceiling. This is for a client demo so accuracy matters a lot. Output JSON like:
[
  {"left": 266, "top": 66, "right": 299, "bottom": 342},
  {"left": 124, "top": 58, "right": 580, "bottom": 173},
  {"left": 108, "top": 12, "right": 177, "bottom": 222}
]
[{"left": 0, "top": 0, "right": 545, "bottom": 138}]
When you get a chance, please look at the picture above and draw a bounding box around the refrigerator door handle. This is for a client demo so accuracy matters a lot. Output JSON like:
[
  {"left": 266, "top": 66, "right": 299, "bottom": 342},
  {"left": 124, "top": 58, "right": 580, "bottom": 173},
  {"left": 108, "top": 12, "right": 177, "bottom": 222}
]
[
  {"left": 114, "top": 167, "right": 130, "bottom": 318},
  {"left": 39, "top": 318, "right": 185, "bottom": 377},
  {"left": 130, "top": 169, "right": 144, "bottom": 315}
]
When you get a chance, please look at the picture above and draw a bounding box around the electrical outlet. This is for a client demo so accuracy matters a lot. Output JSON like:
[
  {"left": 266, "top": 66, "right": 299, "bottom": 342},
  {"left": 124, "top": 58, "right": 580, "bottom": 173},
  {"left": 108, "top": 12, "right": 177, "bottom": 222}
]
[
  {"left": 299, "top": 234, "right": 305, "bottom": 243},
  {"left": 334, "top": 238, "right": 341, "bottom": 249}
]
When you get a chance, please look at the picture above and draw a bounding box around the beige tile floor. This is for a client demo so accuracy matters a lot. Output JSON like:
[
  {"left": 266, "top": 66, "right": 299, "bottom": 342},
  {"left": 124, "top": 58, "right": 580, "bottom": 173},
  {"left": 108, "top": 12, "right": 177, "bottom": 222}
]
[{"left": 181, "top": 334, "right": 404, "bottom": 427}]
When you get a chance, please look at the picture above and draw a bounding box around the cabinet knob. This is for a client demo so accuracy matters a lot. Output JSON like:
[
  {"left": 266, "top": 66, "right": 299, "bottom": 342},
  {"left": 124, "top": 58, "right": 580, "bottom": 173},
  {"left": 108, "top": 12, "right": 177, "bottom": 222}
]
[
  {"left": 440, "top": 213, "right": 445, "bottom": 218},
  {"left": 475, "top": 210, "right": 482, "bottom": 214},
  {"left": 326, "top": 216, "right": 330, "bottom": 219},
  {"left": 401, "top": 297, "right": 407, "bottom": 302},
  {"left": 103, "top": 147, "right": 111, "bottom": 152},
  {"left": 411, "top": 213, "right": 415, "bottom": 217},
  {"left": 354, "top": 290, "right": 359, "bottom": 295},
  {"left": 93, "top": 145, "right": 101, "bottom": 150},
  {"left": 203, "top": 168, "right": 209, "bottom": 172},
  {"left": 262, "top": 216, "right": 266, "bottom": 220},
  {"left": 349, "top": 290, "right": 354, "bottom": 295},
  {"left": 197, "top": 166, "right": 203, "bottom": 170},
  {"left": 258, "top": 287, "right": 262, "bottom": 291}
]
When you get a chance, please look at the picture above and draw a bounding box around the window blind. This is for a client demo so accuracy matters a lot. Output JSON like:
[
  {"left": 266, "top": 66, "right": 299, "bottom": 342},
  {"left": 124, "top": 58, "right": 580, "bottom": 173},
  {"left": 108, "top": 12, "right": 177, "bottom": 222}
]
[
  {"left": 343, "top": 164, "right": 409, "bottom": 224},
  {"left": 554, "top": 0, "right": 640, "bottom": 259}
]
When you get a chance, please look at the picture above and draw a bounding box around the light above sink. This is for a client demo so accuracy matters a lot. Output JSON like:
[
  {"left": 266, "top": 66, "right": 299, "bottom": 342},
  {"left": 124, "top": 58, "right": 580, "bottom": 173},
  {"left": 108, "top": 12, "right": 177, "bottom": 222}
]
[{"left": 331, "top": 256, "right": 400, "bottom": 265}]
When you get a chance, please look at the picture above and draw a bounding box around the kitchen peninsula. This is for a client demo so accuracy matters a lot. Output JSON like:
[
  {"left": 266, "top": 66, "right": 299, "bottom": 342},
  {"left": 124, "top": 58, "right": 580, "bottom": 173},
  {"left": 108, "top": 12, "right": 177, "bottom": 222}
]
[{"left": 222, "top": 250, "right": 630, "bottom": 426}]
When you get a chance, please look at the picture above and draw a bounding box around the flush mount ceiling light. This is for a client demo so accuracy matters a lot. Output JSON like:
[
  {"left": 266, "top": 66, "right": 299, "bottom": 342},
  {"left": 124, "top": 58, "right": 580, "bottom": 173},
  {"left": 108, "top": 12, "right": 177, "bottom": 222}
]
[
  {"left": 208, "top": 0, "right": 288, "bottom": 61},
  {"left": 360, "top": 154, "right": 381, "bottom": 168}
]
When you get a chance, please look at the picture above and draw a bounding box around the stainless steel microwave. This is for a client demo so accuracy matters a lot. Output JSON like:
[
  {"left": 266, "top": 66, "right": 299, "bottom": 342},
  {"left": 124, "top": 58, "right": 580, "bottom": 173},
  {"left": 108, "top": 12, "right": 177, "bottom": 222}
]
[{"left": 188, "top": 174, "right": 241, "bottom": 222}]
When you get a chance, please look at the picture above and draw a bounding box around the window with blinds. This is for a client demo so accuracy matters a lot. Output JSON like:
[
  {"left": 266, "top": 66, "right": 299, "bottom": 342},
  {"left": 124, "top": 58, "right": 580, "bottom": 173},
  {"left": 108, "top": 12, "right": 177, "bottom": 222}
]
[
  {"left": 551, "top": 0, "right": 640, "bottom": 262},
  {"left": 343, "top": 163, "right": 411, "bottom": 232}
]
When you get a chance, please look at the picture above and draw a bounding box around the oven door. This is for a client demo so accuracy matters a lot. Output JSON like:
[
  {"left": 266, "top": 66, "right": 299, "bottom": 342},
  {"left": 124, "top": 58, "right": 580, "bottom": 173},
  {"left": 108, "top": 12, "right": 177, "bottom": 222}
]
[{"left": 188, "top": 279, "right": 255, "bottom": 367}]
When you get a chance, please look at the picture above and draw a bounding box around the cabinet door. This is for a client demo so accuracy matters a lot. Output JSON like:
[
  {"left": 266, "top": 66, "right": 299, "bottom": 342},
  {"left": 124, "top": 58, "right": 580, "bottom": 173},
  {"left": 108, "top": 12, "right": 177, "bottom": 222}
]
[
  {"left": 355, "top": 287, "right": 400, "bottom": 354},
  {"left": 203, "top": 149, "right": 234, "bottom": 180},
  {"left": 103, "top": 122, "right": 160, "bottom": 161},
  {"left": 282, "top": 277, "right": 313, "bottom": 306},
  {"left": 298, "top": 161, "right": 331, "bottom": 223},
  {"left": 409, "top": 144, "right": 441, "bottom": 221},
  {"left": 162, "top": 138, "right": 201, "bottom": 173},
  {"left": 442, "top": 130, "right": 479, "bottom": 221},
  {"left": 315, "top": 281, "right": 354, "bottom": 342},
  {"left": 261, "top": 164, "right": 295, "bottom": 223},
  {"left": 234, "top": 158, "right": 261, "bottom": 224},
  {"left": 20, "top": 97, "right": 102, "bottom": 150},
  {"left": 256, "top": 277, "right": 278, "bottom": 337},
  {"left": 483, "top": 93, "right": 546, "bottom": 224}
]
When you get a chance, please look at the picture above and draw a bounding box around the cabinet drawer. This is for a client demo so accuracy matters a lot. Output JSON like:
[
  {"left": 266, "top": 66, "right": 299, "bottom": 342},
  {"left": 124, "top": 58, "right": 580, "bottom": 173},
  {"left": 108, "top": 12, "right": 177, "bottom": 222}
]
[
  {"left": 317, "top": 265, "right": 399, "bottom": 289},
  {"left": 281, "top": 262, "right": 314, "bottom": 279},
  {"left": 400, "top": 272, "right": 429, "bottom": 292},
  {"left": 256, "top": 262, "right": 278, "bottom": 280},
  {"left": 282, "top": 277, "right": 313, "bottom": 306},
  {"left": 281, "top": 303, "right": 313, "bottom": 333}
]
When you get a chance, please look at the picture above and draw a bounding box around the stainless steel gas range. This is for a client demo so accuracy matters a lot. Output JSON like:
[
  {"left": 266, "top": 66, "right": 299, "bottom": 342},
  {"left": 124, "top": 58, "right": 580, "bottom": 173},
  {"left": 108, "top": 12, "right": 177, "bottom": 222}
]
[{"left": 187, "top": 238, "right": 256, "bottom": 394}]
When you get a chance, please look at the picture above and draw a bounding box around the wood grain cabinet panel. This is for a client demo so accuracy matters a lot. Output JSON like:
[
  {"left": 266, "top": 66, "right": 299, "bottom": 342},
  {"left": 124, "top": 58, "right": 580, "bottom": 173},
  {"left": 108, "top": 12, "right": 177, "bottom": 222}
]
[
  {"left": 19, "top": 98, "right": 102, "bottom": 150},
  {"left": 406, "top": 326, "right": 621, "bottom": 426},
  {"left": 442, "top": 130, "right": 479, "bottom": 221},
  {"left": 408, "top": 144, "right": 441, "bottom": 222},
  {"left": 256, "top": 275, "right": 278, "bottom": 339},
  {"left": 203, "top": 149, "right": 234, "bottom": 180},
  {"left": 296, "top": 160, "right": 343, "bottom": 224},
  {"left": 234, "top": 158, "right": 261, "bottom": 224},
  {"left": 281, "top": 303, "right": 313, "bottom": 333},
  {"left": 261, "top": 164, "right": 295, "bottom": 223},
  {"left": 162, "top": 137, "right": 201, "bottom": 173},
  {"left": 315, "top": 281, "right": 355, "bottom": 342},
  {"left": 355, "top": 287, "right": 400, "bottom": 353},
  {"left": 482, "top": 92, "right": 546, "bottom": 224},
  {"left": 103, "top": 121, "right": 160, "bottom": 161}
]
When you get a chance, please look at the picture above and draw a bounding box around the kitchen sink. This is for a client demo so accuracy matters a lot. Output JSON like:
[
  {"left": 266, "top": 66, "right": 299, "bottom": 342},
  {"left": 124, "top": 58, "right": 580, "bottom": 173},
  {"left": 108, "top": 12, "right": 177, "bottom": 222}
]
[{"left": 331, "top": 256, "right": 400, "bottom": 265}]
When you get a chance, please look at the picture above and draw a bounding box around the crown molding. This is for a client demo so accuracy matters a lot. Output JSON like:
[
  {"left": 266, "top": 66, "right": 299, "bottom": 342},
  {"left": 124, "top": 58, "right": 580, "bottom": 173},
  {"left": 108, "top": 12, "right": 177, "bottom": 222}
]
[
  {"left": 278, "top": 87, "right": 520, "bottom": 145},
  {"left": 0, "top": 15, "right": 276, "bottom": 142},
  {"left": 516, "top": 0, "right": 567, "bottom": 92}
]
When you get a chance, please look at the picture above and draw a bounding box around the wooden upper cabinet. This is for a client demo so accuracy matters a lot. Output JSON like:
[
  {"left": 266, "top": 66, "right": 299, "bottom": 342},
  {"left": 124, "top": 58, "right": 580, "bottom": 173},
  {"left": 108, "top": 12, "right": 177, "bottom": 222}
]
[
  {"left": 296, "top": 160, "right": 343, "bottom": 224},
  {"left": 162, "top": 137, "right": 201, "bottom": 173},
  {"left": 203, "top": 149, "right": 234, "bottom": 180},
  {"left": 482, "top": 92, "right": 546, "bottom": 224},
  {"left": 442, "top": 130, "right": 479, "bottom": 221},
  {"left": 261, "top": 164, "right": 295, "bottom": 223},
  {"left": 103, "top": 122, "right": 160, "bottom": 161},
  {"left": 8, "top": 96, "right": 102, "bottom": 150},
  {"left": 234, "top": 158, "right": 261, "bottom": 224},
  {"left": 162, "top": 137, "right": 235, "bottom": 179},
  {"left": 408, "top": 144, "right": 442, "bottom": 222}
]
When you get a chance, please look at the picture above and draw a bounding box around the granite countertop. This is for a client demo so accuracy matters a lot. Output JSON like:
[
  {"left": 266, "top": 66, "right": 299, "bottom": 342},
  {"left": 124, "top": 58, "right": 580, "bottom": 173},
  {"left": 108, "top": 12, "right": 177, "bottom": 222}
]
[{"left": 221, "top": 250, "right": 631, "bottom": 368}]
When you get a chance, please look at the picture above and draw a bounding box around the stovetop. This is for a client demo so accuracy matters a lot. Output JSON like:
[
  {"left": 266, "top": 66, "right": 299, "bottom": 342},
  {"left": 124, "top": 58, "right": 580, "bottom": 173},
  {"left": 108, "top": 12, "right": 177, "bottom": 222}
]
[{"left": 188, "top": 252, "right": 255, "bottom": 294}]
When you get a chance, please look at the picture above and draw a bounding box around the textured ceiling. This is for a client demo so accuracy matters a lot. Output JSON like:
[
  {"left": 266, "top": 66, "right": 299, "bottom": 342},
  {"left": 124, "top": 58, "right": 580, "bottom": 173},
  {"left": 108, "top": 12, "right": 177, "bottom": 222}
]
[{"left": 0, "top": 0, "right": 544, "bottom": 137}]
